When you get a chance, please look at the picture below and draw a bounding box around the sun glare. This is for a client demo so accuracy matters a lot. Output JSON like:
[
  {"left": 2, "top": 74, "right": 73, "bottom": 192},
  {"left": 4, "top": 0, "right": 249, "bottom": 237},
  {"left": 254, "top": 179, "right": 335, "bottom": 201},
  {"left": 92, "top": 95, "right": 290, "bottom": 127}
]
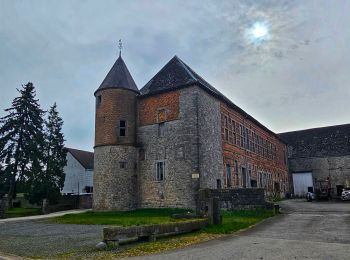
[{"left": 247, "top": 21, "right": 270, "bottom": 44}]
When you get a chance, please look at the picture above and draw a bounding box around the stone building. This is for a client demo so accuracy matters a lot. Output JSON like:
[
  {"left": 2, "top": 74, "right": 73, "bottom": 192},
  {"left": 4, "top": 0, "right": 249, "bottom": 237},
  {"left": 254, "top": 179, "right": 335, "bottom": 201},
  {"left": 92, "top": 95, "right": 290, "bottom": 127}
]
[
  {"left": 62, "top": 148, "right": 94, "bottom": 195},
  {"left": 280, "top": 124, "right": 350, "bottom": 197},
  {"left": 93, "top": 53, "right": 289, "bottom": 211}
]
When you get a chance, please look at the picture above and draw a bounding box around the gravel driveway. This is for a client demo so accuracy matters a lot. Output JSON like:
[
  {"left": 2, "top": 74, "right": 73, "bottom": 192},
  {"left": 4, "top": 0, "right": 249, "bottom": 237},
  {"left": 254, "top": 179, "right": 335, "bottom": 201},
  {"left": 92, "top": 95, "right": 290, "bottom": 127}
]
[
  {"left": 0, "top": 220, "right": 103, "bottom": 259},
  {"left": 1, "top": 200, "right": 349, "bottom": 259},
  {"left": 129, "top": 200, "right": 350, "bottom": 260}
]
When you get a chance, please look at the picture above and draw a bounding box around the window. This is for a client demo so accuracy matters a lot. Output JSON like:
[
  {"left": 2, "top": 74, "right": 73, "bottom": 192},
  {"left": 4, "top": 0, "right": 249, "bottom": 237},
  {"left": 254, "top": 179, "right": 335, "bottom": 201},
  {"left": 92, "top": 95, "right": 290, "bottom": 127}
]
[
  {"left": 158, "top": 122, "right": 166, "bottom": 137},
  {"left": 226, "top": 164, "right": 232, "bottom": 188},
  {"left": 119, "top": 161, "right": 127, "bottom": 169},
  {"left": 217, "top": 179, "right": 222, "bottom": 189},
  {"left": 156, "top": 161, "right": 165, "bottom": 181},
  {"left": 119, "top": 120, "right": 126, "bottom": 136},
  {"left": 96, "top": 95, "right": 102, "bottom": 106},
  {"left": 139, "top": 149, "right": 145, "bottom": 161},
  {"left": 158, "top": 109, "right": 167, "bottom": 123}
]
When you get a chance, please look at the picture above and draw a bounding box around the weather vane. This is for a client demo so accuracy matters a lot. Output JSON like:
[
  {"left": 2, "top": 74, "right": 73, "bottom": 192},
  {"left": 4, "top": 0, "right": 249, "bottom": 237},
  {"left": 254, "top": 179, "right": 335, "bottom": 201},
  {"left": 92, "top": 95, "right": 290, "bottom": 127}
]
[{"left": 118, "top": 39, "right": 123, "bottom": 57}]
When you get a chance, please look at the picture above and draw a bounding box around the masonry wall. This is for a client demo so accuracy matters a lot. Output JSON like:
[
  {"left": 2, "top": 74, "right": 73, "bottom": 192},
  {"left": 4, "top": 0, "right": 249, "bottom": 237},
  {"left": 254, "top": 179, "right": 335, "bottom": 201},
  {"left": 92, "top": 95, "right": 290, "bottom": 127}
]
[
  {"left": 93, "top": 145, "right": 137, "bottom": 211},
  {"left": 289, "top": 155, "right": 350, "bottom": 196},
  {"left": 95, "top": 89, "right": 137, "bottom": 146},
  {"left": 220, "top": 103, "right": 289, "bottom": 197},
  {"left": 198, "top": 188, "right": 271, "bottom": 211},
  {"left": 137, "top": 86, "right": 222, "bottom": 209},
  {"left": 197, "top": 88, "right": 224, "bottom": 189}
]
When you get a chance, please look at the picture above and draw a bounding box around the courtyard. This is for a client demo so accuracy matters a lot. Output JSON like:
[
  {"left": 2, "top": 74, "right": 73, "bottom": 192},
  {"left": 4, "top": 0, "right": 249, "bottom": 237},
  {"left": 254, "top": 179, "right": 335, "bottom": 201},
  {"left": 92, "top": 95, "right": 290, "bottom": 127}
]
[{"left": 0, "top": 199, "right": 349, "bottom": 259}]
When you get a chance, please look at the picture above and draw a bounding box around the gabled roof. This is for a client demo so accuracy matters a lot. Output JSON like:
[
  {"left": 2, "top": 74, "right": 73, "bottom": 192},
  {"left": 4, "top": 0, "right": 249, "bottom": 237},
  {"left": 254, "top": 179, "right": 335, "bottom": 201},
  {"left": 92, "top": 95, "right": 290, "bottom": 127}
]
[
  {"left": 140, "top": 55, "right": 286, "bottom": 143},
  {"left": 279, "top": 124, "right": 350, "bottom": 158},
  {"left": 68, "top": 148, "right": 94, "bottom": 170},
  {"left": 95, "top": 55, "right": 139, "bottom": 95},
  {"left": 140, "top": 55, "right": 221, "bottom": 96}
]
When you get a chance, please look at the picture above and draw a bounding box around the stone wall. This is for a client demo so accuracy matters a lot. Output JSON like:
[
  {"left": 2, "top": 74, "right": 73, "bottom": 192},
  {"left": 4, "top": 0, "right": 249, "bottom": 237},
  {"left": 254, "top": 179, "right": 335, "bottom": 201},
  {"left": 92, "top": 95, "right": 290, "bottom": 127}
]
[
  {"left": 198, "top": 188, "right": 271, "bottom": 211},
  {"left": 197, "top": 87, "right": 224, "bottom": 189},
  {"left": 289, "top": 155, "right": 350, "bottom": 196},
  {"left": 137, "top": 87, "right": 200, "bottom": 209},
  {"left": 93, "top": 145, "right": 137, "bottom": 211}
]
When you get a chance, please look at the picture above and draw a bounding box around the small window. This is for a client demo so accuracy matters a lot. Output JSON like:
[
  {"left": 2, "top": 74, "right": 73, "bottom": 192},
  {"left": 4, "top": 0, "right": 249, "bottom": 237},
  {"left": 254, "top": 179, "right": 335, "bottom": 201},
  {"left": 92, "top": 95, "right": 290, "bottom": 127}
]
[
  {"left": 156, "top": 161, "right": 165, "bottom": 181},
  {"left": 226, "top": 164, "right": 232, "bottom": 188},
  {"left": 96, "top": 95, "right": 102, "bottom": 106},
  {"left": 119, "top": 161, "right": 127, "bottom": 169},
  {"left": 158, "top": 109, "right": 167, "bottom": 123},
  {"left": 158, "top": 122, "right": 166, "bottom": 137},
  {"left": 119, "top": 120, "right": 127, "bottom": 136},
  {"left": 139, "top": 149, "right": 145, "bottom": 161},
  {"left": 217, "top": 179, "right": 222, "bottom": 189}
]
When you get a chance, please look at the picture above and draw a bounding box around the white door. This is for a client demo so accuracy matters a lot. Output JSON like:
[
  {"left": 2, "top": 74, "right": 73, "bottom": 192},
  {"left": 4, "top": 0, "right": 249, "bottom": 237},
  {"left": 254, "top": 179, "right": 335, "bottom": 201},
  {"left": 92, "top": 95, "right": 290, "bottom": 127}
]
[{"left": 292, "top": 172, "right": 313, "bottom": 196}]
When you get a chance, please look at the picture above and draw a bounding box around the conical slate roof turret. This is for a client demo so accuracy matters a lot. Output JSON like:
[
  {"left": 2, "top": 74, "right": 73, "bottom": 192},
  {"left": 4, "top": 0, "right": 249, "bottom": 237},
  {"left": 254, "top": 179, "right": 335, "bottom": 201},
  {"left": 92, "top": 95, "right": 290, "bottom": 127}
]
[{"left": 95, "top": 56, "right": 139, "bottom": 95}]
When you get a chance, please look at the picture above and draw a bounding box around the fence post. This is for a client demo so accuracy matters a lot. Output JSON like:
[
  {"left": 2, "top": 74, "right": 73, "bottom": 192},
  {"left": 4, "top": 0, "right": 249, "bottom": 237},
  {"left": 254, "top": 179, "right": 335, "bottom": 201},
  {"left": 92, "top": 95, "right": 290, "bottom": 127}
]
[
  {"left": 0, "top": 198, "right": 5, "bottom": 219},
  {"left": 208, "top": 197, "right": 222, "bottom": 225}
]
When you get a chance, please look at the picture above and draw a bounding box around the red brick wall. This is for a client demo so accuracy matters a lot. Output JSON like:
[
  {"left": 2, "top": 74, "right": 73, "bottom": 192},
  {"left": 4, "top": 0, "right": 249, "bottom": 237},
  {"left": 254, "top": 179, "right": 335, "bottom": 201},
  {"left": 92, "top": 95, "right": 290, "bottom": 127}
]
[
  {"left": 220, "top": 102, "right": 289, "bottom": 195},
  {"left": 95, "top": 89, "right": 137, "bottom": 146},
  {"left": 138, "top": 91, "right": 180, "bottom": 126}
]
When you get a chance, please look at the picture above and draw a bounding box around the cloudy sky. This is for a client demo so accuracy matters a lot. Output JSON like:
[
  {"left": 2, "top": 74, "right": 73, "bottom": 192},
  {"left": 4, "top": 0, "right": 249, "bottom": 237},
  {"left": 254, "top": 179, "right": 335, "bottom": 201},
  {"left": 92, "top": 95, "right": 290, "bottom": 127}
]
[{"left": 0, "top": 0, "right": 349, "bottom": 151}]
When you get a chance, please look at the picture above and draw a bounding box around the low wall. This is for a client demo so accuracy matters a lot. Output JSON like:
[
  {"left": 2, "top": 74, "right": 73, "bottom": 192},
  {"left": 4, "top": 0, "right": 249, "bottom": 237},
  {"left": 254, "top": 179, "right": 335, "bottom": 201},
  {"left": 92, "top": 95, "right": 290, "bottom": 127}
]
[
  {"left": 198, "top": 188, "right": 273, "bottom": 212},
  {"left": 103, "top": 219, "right": 209, "bottom": 242}
]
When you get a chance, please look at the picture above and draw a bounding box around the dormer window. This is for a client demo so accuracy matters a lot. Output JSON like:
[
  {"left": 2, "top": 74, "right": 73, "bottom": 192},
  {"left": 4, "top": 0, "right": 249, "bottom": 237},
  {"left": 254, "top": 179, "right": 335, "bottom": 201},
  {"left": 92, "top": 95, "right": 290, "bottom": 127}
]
[{"left": 119, "top": 120, "right": 127, "bottom": 136}]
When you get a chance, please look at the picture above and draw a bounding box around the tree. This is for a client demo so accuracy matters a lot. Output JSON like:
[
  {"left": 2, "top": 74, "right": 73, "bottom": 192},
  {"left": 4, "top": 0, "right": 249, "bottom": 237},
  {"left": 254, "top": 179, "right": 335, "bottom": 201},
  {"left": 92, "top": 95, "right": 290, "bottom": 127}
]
[
  {"left": 0, "top": 82, "right": 45, "bottom": 207},
  {"left": 27, "top": 103, "right": 67, "bottom": 204}
]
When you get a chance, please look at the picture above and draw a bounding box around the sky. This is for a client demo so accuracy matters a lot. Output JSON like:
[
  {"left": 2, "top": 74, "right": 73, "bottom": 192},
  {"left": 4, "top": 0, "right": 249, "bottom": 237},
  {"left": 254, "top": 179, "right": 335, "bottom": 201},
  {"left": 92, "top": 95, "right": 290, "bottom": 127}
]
[{"left": 0, "top": 0, "right": 349, "bottom": 152}]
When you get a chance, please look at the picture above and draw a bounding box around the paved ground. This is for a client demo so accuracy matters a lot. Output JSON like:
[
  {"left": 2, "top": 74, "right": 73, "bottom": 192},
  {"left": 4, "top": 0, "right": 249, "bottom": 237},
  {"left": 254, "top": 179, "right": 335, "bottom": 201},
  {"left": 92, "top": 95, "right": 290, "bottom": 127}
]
[
  {"left": 0, "top": 200, "right": 349, "bottom": 259},
  {"left": 129, "top": 200, "right": 350, "bottom": 260},
  {"left": 0, "top": 212, "right": 103, "bottom": 259}
]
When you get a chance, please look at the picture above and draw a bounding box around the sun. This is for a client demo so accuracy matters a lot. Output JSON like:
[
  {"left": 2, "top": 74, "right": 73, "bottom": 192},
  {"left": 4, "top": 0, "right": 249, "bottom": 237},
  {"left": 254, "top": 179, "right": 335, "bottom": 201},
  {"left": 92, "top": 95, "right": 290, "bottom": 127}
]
[{"left": 246, "top": 21, "right": 270, "bottom": 44}]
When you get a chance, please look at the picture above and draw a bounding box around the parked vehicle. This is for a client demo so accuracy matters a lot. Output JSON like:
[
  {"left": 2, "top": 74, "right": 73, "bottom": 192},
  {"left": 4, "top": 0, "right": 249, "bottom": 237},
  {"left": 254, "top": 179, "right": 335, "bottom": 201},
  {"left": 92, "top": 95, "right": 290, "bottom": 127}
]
[
  {"left": 341, "top": 188, "right": 350, "bottom": 201},
  {"left": 315, "top": 179, "right": 332, "bottom": 200},
  {"left": 306, "top": 192, "right": 316, "bottom": 202}
]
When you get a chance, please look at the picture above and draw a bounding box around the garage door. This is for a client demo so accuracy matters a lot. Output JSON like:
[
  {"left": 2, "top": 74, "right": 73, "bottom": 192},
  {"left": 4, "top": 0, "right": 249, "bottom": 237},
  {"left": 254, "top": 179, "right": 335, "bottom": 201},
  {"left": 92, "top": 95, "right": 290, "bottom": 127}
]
[{"left": 292, "top": 172, "right": 313, "bottom": 196}]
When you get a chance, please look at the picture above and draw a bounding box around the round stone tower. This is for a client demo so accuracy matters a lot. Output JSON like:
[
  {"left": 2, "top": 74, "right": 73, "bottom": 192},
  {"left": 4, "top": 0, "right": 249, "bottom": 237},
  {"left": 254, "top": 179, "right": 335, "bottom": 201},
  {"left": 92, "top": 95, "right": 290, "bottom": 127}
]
[{"left": 93, "top": 53, "right": 139, "bottom": 211}]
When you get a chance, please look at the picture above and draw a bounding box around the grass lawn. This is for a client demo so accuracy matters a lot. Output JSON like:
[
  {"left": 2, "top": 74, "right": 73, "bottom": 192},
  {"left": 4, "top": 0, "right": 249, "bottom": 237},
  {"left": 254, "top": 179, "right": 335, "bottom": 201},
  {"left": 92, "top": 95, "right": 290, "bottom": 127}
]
[
  {"left": 52, "top": 208, "right": 194, "bottom": 226},
  {"left": 49, "top": 208, "right": 274, "bottom": 260},
  {"left": 5, "top": 207, "right": 42, "bottom": 218}
]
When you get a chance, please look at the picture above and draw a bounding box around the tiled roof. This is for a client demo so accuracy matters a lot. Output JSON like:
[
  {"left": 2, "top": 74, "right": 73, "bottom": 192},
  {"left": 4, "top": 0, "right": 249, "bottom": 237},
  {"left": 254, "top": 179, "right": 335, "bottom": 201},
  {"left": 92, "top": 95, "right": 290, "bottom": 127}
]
[
  {"left": 140, "top": 55, "right": 285, "bottom": 143},
  {"left": 95, "top": 56, "right": 139, "bottom": 94},
  {"left": 279, "top": 124, "right": 350, "bottom": 158},
  {"left": 68, "top": 148, "right": 94, "bottom": 170}
]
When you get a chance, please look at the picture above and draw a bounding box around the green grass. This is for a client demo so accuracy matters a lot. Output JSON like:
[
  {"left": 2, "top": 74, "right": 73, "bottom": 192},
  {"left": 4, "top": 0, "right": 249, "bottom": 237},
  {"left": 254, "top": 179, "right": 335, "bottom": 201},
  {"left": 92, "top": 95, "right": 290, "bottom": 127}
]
[
  {"left": 5, "top": 207, "right": 42, "bottom": 218},
  {"left": 48, "top": 209, "right": 273, "bottom": 259},
  {"left": 52, "top": 208, "right": 194, "bottom": 226},
  {"left": 201, "top": 209, "right": 274, "bottom": 234}
]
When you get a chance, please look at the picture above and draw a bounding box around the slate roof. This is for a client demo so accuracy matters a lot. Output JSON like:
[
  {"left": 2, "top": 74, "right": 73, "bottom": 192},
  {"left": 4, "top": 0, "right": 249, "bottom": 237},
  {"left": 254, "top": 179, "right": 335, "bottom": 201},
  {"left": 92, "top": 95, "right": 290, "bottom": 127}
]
[
  {"left": 140, "top": 55, "right": 285, "bottom": 143},
  {"left": 68, "top": 148, "right": 94, "bottom": 170},
  {"left": 279, "top": 124, "right": 350, "bottom": 158},
  {"left": 95, "top": 55, "right": 139, "bottom": 95}
]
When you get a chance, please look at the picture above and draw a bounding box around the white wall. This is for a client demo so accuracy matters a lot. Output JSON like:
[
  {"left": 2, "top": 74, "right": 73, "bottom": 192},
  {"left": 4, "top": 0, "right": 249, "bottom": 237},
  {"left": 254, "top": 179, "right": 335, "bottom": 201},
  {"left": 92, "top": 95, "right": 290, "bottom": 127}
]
[{"left": 62, "top": 152, "right": 94, "bottom": 194}]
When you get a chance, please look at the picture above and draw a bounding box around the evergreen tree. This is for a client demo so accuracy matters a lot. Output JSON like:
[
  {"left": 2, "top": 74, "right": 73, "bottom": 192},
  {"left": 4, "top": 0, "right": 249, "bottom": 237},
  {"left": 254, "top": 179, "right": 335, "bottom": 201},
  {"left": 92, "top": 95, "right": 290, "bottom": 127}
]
[
  {"left": 0, "top": 82, "right": 45, "bottom": 207},
  {"left": 27, "top": 103, "right": 67, "bottom": 204}
]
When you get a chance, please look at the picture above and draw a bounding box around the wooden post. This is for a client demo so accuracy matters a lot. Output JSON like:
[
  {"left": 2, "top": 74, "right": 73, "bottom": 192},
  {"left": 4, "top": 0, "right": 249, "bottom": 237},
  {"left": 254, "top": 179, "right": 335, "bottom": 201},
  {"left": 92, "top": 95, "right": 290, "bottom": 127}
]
[{"left": 0, "top": 198, "right": 5, "bottom": 219}]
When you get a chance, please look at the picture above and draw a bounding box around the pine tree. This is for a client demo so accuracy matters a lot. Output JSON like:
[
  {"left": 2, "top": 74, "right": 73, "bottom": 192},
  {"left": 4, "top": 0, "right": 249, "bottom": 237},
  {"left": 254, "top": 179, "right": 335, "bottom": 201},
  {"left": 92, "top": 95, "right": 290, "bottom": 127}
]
[
  {"left": 0, "top": 82, "right": 45, "bottom": 207},
  {"left": 27, "top": 103, "right": 67, "bottom": 204}
]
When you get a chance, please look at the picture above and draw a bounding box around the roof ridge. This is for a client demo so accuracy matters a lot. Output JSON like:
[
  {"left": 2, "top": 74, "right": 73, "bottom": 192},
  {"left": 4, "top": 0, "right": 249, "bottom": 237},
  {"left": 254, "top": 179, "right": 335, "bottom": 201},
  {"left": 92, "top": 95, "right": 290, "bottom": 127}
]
[
  {"left": 279, "top": 123, "right": 350, "bottom": 135},
  {"left": 175, "top": 56, "right": 197, "bottom": 82}
]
